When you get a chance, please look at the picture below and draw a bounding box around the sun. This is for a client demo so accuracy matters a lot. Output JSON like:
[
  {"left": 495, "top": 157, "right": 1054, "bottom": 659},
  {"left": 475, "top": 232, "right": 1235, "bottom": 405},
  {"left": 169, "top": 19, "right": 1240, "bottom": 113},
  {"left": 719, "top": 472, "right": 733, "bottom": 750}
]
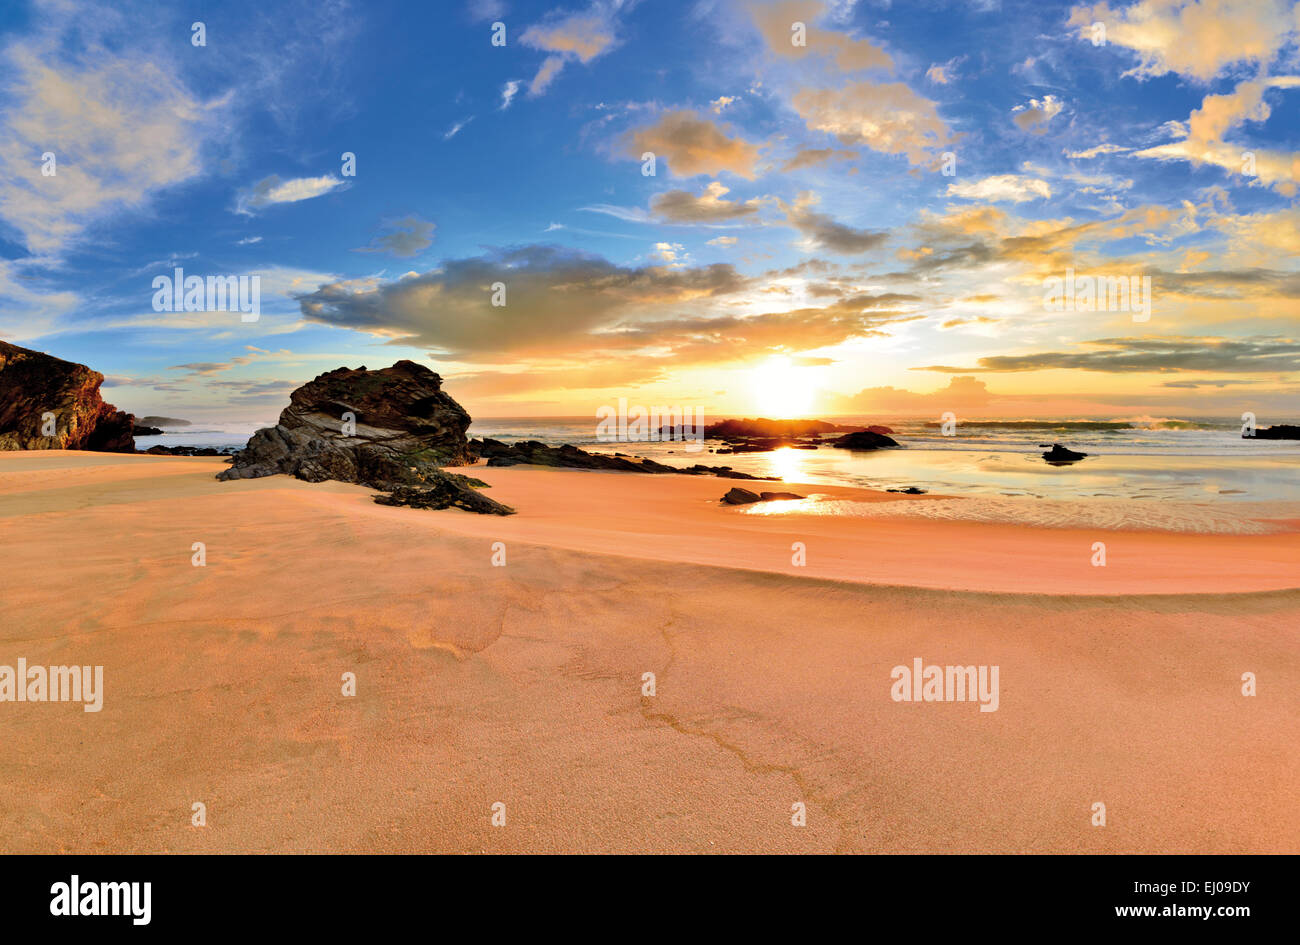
[{"left": 750, "top": 355, "right": 817, "bottom": 417}]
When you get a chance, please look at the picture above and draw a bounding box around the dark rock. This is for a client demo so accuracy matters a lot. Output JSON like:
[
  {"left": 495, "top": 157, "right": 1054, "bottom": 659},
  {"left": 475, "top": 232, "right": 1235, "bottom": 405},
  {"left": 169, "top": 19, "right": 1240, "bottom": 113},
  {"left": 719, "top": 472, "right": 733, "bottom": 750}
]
[
  {"left": 474, "top": 438, "right": 777, "bottom": 480},
  {"left": 1252, "top": 424, "right": 1300, "bottom": 440},
  {"left": 137, "top": 416, "right": 190, "bottom": 428},
  {"left": 145, "top": 445, "right": 227, "bottom": 456},
  {"left": 831, "top": 430, "right": 900, "bottom": 450},
  {"left": 373, "top": 472, "right": 515, "bottom": 516},
  {"left": 759, "top": 491, "right": 805, "bottom": 500},
  {"left": 219, "top": 360, "right": 476, "bottom": 487},
  {"left": 133, "top": 425, "right": 164, "bottom": 436},
  {"left": 217, "top": 361, "right": 510, "bottom": 514},
  {"left": 0, "top": 341, "right": 136, "bottom": 452},
  {"left": 722, "top": 487, "right": 761, "bottom": 504},
  {"left": 1040, "top": 443, "right": 1087, "bottom": 464},
  {"left": 886, "top": 486, "right": 927, "bottom": 494}
]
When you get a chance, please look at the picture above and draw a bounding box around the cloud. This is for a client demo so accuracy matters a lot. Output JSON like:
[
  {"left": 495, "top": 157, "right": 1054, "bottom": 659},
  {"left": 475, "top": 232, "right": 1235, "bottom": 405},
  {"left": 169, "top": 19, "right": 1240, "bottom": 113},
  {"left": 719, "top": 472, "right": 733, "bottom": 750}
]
[
  {"left": 747, "top": 0, "right": 893, "bottom": 72},
  {"left": 1068, "top": 0, "right": 1297, "bottom": 81},
  {"left": 236, "top": 236, "right": 263, "bottom": 245},
  {"left": 0, "top": 21, "right": 226, "bottom": 255},
  {"left": 650, "top": 242, "right": 688, "bottom": 265},
  {"left": 444, "top": 117, "right": 474, "bottom": 139},
  {"left": 779, "top": 191, "right": 888, "bottom": 253},
  {"left": 520, "top": 6, "right": 620, "bottom": 95},
  {"left": 919, "top": 337, "right": 1300, "bottom": 374},
  {"left": 925, "top": 64, "right": 951, "bottom": 84},
  {"left": 707, "top": 236, "right": 739, "bottom": 247},
  {"left": 296, "top": 244, "right": 752, "bottom": 359},
  {"left": 835, "top": 375, "right": 992, "bottom": 412},
  {"left": 354, "top": 216, "right": 436, "bottom": 258},
  {"left": 781, "top": 147, "right": 856, "bottom": 171},
  {"left": 791, "top": 81, "right": 952, "bottom": 165},
  {"left": 1066, "top": 143, "right": 1132, "bottom": 159},
  {"left": 235, "top": 174, "right": 344, "bottom": 214},
  {"left": 710, "top": 95, "right": 737, "bottom": 113},
  {"left": 467, "top": 0, "right": 506, "bottom": 21},
  {"left": 500, "top": 80, "right": 522, "bottom": 109},
  {"left": 947, "top": 174, "right": 1052, "bottom": 203},
  {"left": 293, "top": 245, "right": 923, "bottom": 387},
  {"left": 649, "top": 182, "right": 762, "bottom": 222},
  {"left": 1012, "top": 94, "right": 1064, "bottom": 133},
  {"left": 626, "top": 110, "right": 761, "bottom": 178},
  {"left": 1133, "top": 77, "right": 1300, "bottom": 194}
]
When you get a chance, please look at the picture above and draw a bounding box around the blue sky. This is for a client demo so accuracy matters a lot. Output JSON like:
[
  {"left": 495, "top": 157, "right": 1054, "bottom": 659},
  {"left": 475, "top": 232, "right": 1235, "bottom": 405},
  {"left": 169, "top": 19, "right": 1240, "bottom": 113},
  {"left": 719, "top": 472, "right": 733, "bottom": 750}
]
[{"left": 1, "top": 0, "right": 1298, "bottom": 422}]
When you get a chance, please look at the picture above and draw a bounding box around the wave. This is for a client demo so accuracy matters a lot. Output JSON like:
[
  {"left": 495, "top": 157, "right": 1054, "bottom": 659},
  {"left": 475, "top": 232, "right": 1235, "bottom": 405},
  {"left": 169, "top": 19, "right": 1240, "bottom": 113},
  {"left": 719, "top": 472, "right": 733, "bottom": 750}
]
[{"left": 914, "top": 417, "right": 1230, "bottom": 432}]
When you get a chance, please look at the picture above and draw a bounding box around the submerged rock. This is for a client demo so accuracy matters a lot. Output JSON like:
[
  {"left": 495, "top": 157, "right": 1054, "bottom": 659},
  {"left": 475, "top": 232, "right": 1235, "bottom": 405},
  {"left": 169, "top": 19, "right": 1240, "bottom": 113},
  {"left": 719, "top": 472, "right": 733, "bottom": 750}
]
[
  {"left": 831, "top": 430, "right": 900, "bottom": 450},
  {"left": 0, "top": 341, "right": 135, "bottom": 452},
  {"left": 1040, "top": 443, "right": 1087, "bottom": 464}
]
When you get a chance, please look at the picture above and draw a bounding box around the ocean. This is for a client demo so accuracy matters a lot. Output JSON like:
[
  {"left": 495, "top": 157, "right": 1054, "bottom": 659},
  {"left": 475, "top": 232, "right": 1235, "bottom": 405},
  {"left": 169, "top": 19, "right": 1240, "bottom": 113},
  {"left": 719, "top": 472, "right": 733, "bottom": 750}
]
[{"left": 136, "top": 415, "right": 1300, "bottom": 504}]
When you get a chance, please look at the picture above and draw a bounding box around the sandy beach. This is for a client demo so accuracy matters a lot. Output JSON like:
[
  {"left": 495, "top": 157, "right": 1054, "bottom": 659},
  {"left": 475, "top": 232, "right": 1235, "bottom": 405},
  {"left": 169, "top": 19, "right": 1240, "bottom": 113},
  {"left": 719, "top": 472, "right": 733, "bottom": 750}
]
[{"left": 0, "top": 450, "right": 1296, "bottom": 853}]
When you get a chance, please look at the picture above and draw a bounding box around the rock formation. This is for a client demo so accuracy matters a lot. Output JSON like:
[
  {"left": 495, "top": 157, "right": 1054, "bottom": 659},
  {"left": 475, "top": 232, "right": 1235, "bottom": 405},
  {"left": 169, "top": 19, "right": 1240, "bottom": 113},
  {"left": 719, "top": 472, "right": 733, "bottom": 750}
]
[
  {"left": 220, "top": 360, "right": 477, "bottom": 484},
  {"left": 831, "top": 430, "right": 900, "bottom": 450},
  {"left": 218, "top": 360, "right": 509, "bottom": 513},
  {"left": 476, "top": 438, "right": 776, "bottom": 479},
  {"left": 721, "top": 487, "right": 806, "bottom": 505},
  {"left": 0, "top": 341, "right": 135, "bottom": 452},
  {"left": 1041, "top": 443, "right": 1087, "bottom": 464},
  {"left": 1251, "top": 425, "right": 1300, "bottom": 440}
]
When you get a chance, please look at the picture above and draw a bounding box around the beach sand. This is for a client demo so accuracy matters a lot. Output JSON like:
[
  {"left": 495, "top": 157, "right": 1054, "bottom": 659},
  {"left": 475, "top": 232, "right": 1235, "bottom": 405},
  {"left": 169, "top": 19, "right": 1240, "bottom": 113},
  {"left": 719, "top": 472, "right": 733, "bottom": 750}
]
[{"left": 0, "top": 450, "right": 1295, "bottom": 853}]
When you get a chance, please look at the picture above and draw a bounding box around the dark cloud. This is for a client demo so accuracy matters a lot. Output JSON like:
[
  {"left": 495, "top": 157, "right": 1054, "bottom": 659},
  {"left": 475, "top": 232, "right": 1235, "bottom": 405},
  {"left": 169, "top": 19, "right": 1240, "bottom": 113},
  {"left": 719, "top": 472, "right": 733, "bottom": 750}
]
[{"left": 918, "top": 337, "right": 1300, "bottom": 374}]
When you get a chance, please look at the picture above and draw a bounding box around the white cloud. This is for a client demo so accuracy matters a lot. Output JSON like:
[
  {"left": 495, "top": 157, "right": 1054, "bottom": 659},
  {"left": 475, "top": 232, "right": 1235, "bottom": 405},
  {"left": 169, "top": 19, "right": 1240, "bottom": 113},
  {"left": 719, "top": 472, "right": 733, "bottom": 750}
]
[
  {"left": 500, "top": 80, "right": 522, "bottom": 109},
  {"left": 1012, "top": 95, "right": 1064, "bottom": 133},
  {"left": 444, "top": 117, "right": 474, "bottom": 139},
  {"left": 235, "top": 174, "right": 344, "bottom": 214},
  {"left": 946, "top": 174, "right": 1052, "bottom": 203},
  {"left": 1065, "top": 143, "right": 1131, "bottom": 159},
  {"left": 0, "top": 23, "right": 227, "bottom": 255}
]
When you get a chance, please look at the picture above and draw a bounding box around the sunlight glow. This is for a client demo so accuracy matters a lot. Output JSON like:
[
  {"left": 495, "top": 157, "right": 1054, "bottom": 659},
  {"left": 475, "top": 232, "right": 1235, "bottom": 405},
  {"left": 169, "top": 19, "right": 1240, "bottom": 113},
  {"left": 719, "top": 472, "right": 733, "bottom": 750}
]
[{"left": 750, "top": 356, "right": 817, "bottom": 417}]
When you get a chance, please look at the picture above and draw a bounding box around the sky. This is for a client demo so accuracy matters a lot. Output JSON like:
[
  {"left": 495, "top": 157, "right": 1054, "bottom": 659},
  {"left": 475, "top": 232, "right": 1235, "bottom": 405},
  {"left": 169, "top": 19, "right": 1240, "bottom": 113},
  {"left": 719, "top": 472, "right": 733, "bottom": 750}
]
[{"left": 1, "top": 0, "right": 1298, "bottom": 424}]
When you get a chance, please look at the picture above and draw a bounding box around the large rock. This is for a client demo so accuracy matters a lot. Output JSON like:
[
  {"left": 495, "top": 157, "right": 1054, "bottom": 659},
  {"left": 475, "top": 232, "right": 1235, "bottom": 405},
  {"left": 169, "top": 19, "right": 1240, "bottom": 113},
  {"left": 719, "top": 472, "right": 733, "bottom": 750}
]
[
  {"left": 0, "top": 341, "right": 135, "bottom": 452},
  {"left": 219, "top": 360, "right": 477, "bottom": 487},
  {"left": 831, "top": 430, "right": 899, "bottom": 450},
  {"left": 1252, "top": 424, "right": 1300, "bottom": 440}
]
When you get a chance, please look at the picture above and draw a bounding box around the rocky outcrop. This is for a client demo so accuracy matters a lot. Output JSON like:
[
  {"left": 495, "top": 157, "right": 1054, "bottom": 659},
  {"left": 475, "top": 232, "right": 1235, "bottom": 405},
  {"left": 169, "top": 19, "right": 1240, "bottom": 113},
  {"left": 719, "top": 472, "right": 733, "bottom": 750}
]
[
  {"left": 831, "top": 430, "right": 900, "bottom": 450},
  {"left": 374, "top": 474, "right": 514, "bottom": 516},
  {"left": 475, "top": 438, "right": 777, "bottom": 480},
  {"left": 721, "top": 487, "right": 806, "bottom": 505},
  {"left": 218, "top": 360, "right": 510, "bottom": 513},
  {"left": 698, "top": 417, "right": 896, "bottom": 455},
  {"left": 1251, "top": 425, "right": 1300, "bottom": 440},
  {"left": 219, "top": 360, "right": 477, "bottom": 485},
  {"left": 0, "top": 341, "right": 135, "bottom": 452},
  {"left": 1041, "top": 443, "right": 1087, "bottom": 464}
]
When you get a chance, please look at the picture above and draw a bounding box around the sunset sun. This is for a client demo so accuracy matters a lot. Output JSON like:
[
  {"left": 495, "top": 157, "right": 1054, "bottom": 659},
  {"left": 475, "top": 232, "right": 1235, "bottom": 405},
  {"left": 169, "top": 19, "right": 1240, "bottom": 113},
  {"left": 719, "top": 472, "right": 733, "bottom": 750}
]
[{"left": 751, "top": 355, "right": 817, "bottom": 417}]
